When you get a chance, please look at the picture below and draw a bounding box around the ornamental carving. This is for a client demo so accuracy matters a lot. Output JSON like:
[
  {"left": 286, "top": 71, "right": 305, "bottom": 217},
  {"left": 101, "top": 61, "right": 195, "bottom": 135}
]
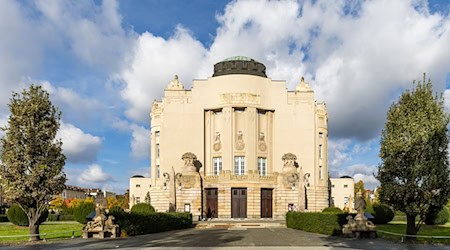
[
  {"left": 151, "top": 101, "right": 162, "bottom": 116},
  {"left": 258, "top": 132, "right": 267, "bottom": 151},
  {"left": 220, "top": 93, "right": 261, "bottom": 105},
  {"left": 282, "top": 153, "right": 298, "bottom": 173},
  {"left": 235, "top": 131, "right": 245, "bottom": 150},
  {"left": 166, "top": 75, "right": 184, "bottom": 90},
  {"left": 181, "top": 152, "right": 197, "bottom": 173},
  {"left": 213, "top": 132, "right": 221, "bottom": 151}
]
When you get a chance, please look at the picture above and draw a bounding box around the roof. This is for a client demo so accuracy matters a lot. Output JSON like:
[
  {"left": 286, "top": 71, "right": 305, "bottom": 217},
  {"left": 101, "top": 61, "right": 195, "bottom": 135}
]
[{"left": 213, "top": 56, "right": 267, "bottom": 78}]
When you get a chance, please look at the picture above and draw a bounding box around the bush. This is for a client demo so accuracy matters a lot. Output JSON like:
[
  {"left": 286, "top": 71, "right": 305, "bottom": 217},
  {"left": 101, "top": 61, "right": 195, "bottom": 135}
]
[
  {"left": 425, "top": 207, "right": 449, "bottom": 225},
  {"left": 366, "top": 203, "right": 394, "bottom": 224},
  {"left": 47, "top": 214, "right": 59, "bottom": 221},
  {"left": 130, "top": 203, "right": 155, "bottom": 215},
  {"left": 59, "top": 215, "right": 75, "bottom": 221},
  {"left": 108, "top": 206, "right": 124, "bottom": 214},
  {"left": 73, "top": 202, "right": 95, "bottom": 224},
  {"left": 322, "top": 207, "right": 343, "bottom": 213},
  {"left": 7, "top": 204, "right": 48, "bottom": 226},
  {"left": 109, "top": 211, "right": 192, "bottom": 236},
  {"left": 0, "top": 215, "right": 9, "bottom": 222},
  {"left": 286, "top": 212, "right": 350, "bottom": 236}
]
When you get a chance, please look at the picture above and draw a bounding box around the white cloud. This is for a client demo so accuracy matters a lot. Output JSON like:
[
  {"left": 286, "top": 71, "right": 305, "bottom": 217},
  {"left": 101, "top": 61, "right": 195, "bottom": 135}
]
[
  {"left": 78, "top": 164, "right": 113, "bottom": 184},
  {"left": 118, "top": 0, "right": 450, "bottom": 142},
  {"left": 328, "top": 139, "right": 352, "bottom": 174},
  {"left": 353, "top": 173, "right": 379, "bottom": 190},
  {"left": 444, "top": 89, "right": 450, "bottom": 112},
  {"left": 57, "top": 122, "right": 102, "bottom": 163},
  {"left": 112, "top": 119, "right": 150, "bottom": 160}
]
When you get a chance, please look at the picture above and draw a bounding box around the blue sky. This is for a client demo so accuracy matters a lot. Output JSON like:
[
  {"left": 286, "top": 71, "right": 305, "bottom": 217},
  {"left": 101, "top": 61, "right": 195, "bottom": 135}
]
[{"left": 1, "top": 0, "right": 450, "bottom": 193}]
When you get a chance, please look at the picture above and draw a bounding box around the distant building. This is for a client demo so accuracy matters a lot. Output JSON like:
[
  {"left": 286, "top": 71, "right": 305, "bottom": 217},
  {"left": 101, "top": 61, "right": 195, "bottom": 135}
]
[
  {"left": 130, "top": 56, "right": 329, "bottom": 219},
  {"left": 330, "top": 176, "right": 355, "bottom": 211},
  {"left": 61, "top": 185, "right": 86, "bottom": 200}
]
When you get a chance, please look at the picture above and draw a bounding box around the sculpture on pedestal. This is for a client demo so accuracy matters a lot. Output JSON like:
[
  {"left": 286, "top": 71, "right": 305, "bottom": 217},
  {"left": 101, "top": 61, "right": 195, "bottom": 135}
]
[
  {"left": 342, "top": 192, "right": 376, "bottom": 238},
  {"left": 82, "top": 204, "right": 119, "bottom": 239}
]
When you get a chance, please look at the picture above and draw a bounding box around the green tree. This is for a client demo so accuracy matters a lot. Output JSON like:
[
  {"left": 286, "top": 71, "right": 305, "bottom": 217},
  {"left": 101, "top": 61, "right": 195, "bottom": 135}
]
[
  {"left": 377, "top": 74, "right": 450, "bottom": 236},
  {"left": 0, "top": 85, "right": 66, "bottom": 241}
]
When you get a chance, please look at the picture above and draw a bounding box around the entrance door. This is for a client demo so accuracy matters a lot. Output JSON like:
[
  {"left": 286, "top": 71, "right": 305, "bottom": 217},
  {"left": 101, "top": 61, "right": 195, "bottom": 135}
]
[
  {"left": 205, "top": 188, "right": 218, "bottom": 218},
  {"left": 261, "top": 188, "right": 273, "bottom": 218},
  {"left": 231, "top": 188, "right": 247, "bottom": 218}
]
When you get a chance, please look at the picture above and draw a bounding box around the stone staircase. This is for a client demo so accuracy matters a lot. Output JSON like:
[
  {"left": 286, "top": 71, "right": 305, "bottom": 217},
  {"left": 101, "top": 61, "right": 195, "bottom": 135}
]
[{"left": 194, "top": 219, "right": 286, "bottom": 230}]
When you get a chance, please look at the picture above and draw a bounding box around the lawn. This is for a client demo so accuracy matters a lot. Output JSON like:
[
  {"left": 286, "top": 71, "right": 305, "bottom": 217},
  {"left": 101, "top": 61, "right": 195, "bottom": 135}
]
[
  {"left": 0, "top": 222, "right": 84, "bottom": 244},
  {"left": 377, "top": 221, "right": 450, "bottom": 244}
]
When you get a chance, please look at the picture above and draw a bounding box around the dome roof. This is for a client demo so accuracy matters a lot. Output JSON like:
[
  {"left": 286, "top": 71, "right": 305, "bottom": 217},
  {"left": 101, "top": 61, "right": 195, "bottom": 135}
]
[{"left": 213, "top": 56, "right": 267, "bottom": 78}]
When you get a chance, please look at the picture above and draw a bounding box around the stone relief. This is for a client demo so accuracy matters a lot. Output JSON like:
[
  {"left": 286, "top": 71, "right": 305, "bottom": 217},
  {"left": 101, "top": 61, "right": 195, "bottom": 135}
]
[
  {"left": 213, "top": 132, "right": 221, "bottom": 151},
  {"left": 151, "top": 101, "right": 162, "bottom": 115},
  {"left": 258, "top": 132, "right": 267, "bottom": 151},
  {"left": 220, "top": 93, "right": 261, "bottom": 105},
  {"left": 235, "top": 131, "right": 245, "bottom": 150},
  {"left": 282, "top": 153, "right": 298, "bottom": 173},
  {"left": 166, "top": 74, "right": 184, "bottom": 90},
  {"left": 182, "top": 152, "right": 197, "bottom": 173}
]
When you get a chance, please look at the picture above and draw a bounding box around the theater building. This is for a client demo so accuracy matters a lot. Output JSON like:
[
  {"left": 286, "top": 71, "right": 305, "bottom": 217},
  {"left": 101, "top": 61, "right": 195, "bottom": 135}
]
[{"left": 130, "top": 56, "right": 329, "bottom": 219}]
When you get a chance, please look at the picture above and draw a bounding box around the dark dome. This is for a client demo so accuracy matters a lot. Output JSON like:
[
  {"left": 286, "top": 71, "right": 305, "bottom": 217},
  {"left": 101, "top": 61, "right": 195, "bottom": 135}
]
[
  {"left": 340, "top": 175, "right": 353, "bottom": 179},
  {"left": 213, "top": 56, "right": 267, "bottom": 78},
  {"left": 131, "top": 175, "right": 145, "bottom": 178}
]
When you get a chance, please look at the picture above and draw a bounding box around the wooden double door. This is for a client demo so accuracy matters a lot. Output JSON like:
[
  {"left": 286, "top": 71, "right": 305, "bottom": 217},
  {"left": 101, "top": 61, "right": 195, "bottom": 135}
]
[
  {"left": 261, "top": 188, "right": 273, "bottom": 218},
  {"left": 232, "top": 188, "right": 247, "bottom": 218}
]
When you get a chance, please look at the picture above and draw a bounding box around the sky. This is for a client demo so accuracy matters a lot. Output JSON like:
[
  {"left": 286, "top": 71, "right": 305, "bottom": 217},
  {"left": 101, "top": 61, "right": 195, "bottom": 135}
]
[{"left": 0, "top": 0, "right": 450, "bottom": 193}]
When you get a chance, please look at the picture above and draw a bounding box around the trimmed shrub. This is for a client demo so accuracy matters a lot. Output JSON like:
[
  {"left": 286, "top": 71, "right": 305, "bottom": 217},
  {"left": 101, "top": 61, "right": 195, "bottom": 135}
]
[
  {"left": 0, "top": 214, "right": 9, "bottom": 222},
  {"left": 322, "top": 207, "right": 343, "bottom": 213},
  {"left": 108, "top": 206, "right": 124, "bottom": 214},
  {"left": 47, "top": 214, "right": 59, "bottom": 221},
  {"left": 366, "top": 203, "right": 394, "bottom": 224},
  {"left": 130, "top": 203, "right": 155, "bottom": 215},
  {"left": 286, "top": 212, "right": 350, "bottom": 236},
  {"left": 425, "top": 207, "right": 449, "bottom": 225},
  {"left": 7, "top": 204, "right": 48, "bottom": 226},
  {"left": 73, "top": 202, "right": 95, "bottom": 224},
  {"left": 59, "top": 215, "right": 75, "bottom": 221},
  {"left": 109, "top": 211, "right": 192, "bottom": 236}
]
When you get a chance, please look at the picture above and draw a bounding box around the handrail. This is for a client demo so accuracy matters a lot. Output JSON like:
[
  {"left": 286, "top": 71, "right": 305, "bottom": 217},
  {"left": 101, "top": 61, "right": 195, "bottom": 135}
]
[
  {"left": 378, "top": 230, "right": 450, "bottom": 243},
  {"left": 0, "top": 230, "right": 80, "bottom": 241}
]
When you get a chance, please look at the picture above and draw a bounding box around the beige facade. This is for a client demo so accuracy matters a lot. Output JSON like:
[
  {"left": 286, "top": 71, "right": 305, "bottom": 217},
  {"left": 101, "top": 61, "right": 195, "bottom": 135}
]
[
  {"left": 330, "top": 177, "right": 355, "bottom": 211},
  {"left": 130, "top": 57, "right": 329, "bottom": 219}
]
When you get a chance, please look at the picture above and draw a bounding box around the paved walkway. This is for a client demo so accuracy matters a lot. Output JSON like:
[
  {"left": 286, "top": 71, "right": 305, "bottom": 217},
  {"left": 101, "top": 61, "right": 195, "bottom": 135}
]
[{"left": 2, "top": 228, "right": 449, "bottom": 250}]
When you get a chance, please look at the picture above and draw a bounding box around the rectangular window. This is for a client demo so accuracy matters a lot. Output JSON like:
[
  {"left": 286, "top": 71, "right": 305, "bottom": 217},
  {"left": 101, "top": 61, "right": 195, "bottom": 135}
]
[
  {"left": 157, "top": 165, "right": 160, "bottom": 178},
  {"left": 213, "top": 157, "right": 222, "bottom": 175},
  {"left": 258, "top": 157, "right": 267, "bottom": 176},
  {"left": 155, "top": 131, "right": 160, "bottom": 137},
  {"left": 319, "top": 132, "right": 323, "bottom": 139},
  {"left": 234, "top": 156, "right": 245, "bottom": 175},
  {"left": 319, "top": 166, "right": 322, "bottom": 180},
  {"left": 344, "top": 184, "right": 348, "bottom": 188},
  {"left": 319, "top": 144, "right": 322, "bottom": 159},
  {"left": 156, "top": 144, "right": 160, "bottom": 158},
  {"left": 136, "top": 184, "right": 140, "bottom": 188},
  {"left": 136, "top": 197, "right": 140, "bottom": 204}
]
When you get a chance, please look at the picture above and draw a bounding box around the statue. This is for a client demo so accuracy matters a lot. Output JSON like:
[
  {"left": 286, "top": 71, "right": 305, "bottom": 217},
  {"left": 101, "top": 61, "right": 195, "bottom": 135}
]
[
  {"left": 354, "top": 191, "right": 366, "bottom": 220},
  {"left": 213, "top": 132, "right": 221, "bottom": 151},
  {"left": 83, "top": 204, "right": 119, "bottom": 239},
  {"left": 167, "top": 74, "right": 184, "bottom": 90},
  {"left": 235, "top": 131, "right": 245, "bottom": 150},
  {"left": 182, "top": 152, "right": 197, "bottom": 173}
]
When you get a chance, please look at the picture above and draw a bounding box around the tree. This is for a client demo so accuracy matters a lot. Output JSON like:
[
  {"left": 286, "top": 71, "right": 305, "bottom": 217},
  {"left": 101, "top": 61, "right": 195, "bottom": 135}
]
[
  {"left": 377, "top": 74, "right": 450, "bottom": 237},
  {"left": 0, "top": 85, "right": 66, "bottom": 241}
]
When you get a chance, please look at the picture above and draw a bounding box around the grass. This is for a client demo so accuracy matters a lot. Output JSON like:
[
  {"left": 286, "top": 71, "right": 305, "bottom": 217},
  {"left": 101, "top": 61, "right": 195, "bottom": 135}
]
[
  {"left": 0, "top": 221, "right": 84, "bottom": 244},
  {"left": 377, "top": 221, "right": 450, "bottom": 244}
]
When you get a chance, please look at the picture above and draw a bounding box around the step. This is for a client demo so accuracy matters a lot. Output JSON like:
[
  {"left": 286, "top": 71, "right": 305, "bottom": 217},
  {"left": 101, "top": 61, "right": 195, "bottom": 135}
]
[{"left": 194, "top": 219, "right": 286, "bottom": 229}]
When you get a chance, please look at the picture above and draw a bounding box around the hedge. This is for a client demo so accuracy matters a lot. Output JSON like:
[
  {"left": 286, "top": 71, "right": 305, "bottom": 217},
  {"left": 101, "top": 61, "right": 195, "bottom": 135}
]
[
  {"left": 286, "top": 212, "right": 350, "bottom": 236},
  {"left": 0, "top": 214, "right": 8, "bottom": 222},
  {"left": 109, "top": 211, "right": 192, "bottom": 236},
  {"left": 322, "top": 207, "right": 343, "bottom": 213},
  {"left": 6, "top": 204, "right": 48, "bottom": 226},
  {"left": 47, "top": 214, "right": 75, "bottom": 221}
]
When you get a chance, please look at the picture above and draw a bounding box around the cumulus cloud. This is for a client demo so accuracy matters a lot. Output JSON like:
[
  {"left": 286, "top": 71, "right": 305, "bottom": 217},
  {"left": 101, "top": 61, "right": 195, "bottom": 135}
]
[
  {"left": 118, "top": 0, "right": 450, "bottom": 142},
  {"left": 328, "top": 139, "right": 352, "bottom": 174},
  {"left": 112, "top": 119, "right": 150, "bottom": 160},
  {"left": 78, "top": 164, "right": 113, "bottom": 184},
  {"left": 57, "top": 122, "right": 102, "bottom": 163}
]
